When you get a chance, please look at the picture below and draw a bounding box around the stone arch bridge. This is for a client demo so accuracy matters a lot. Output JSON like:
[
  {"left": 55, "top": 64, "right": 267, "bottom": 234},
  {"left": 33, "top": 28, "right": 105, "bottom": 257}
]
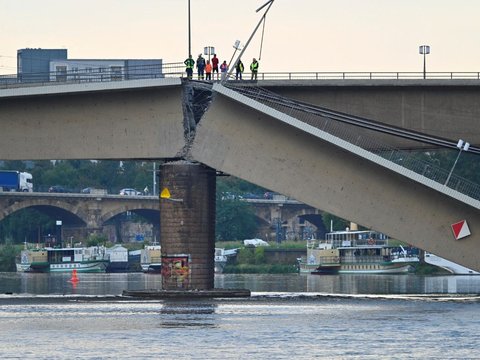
[
  {"left": 0, "top": 192, "right": 160, "bottom": 241},
  {"left": 0, "top": 192, "right": 322, "bottom": 242}
]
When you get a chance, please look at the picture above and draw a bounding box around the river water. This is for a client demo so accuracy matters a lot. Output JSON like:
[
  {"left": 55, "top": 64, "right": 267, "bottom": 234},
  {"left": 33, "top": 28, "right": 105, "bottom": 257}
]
[{"left": 1, "top": 273, "right": 479, "bottom": 359}]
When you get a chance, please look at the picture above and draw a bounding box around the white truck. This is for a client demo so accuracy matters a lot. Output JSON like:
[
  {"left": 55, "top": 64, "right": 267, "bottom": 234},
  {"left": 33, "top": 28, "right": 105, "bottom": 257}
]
[{"left": 0, "top": 170, "right": 33, "bottom": 192}]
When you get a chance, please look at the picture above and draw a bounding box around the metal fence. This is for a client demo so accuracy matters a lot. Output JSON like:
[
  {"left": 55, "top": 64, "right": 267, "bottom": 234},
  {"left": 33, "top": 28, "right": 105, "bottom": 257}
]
[
  {"left": 251, "top": 71, "right": 480, "bottom": 81},
  {"left": 3, "top": 66, "right": 480, "bottom": 89},
  {"left": 0, "top": 62, "right": 185, "bottom": 89}
]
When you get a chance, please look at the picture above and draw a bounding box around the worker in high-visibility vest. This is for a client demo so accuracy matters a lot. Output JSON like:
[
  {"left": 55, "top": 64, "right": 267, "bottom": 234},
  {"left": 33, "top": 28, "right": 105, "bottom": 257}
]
[
  {"left": 250, "top": 58, "right": 259, "bottom": 80},
  {"left": 235, "top": 60, "right": 244, "bottom": 80},
  {"left": 184, "top": 55, "right": 195, "bottom": 79}
]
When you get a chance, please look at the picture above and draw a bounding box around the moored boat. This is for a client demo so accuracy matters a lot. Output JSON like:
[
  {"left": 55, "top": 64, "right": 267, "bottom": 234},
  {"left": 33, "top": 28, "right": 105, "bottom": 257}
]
[
  {"left": 17, "top": 246, "right": 109, "bottom": 273},
  {"left": 105, "top": 244, "right": 129, "bottom": 272},
  {"left": 141, "top": 245, "right": 162, "bottom": 273},
  {"left": 214, "top": 248, "right": 238, "bottom": 273},
  {"left": 298, "top": 230, "right": 420, "bottom": 275},
  {"left": 215, "top": 248, "right": 228, "bottom": 273}
]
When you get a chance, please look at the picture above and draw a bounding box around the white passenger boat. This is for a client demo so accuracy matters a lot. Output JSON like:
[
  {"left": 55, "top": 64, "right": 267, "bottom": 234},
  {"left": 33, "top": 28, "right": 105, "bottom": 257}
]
[
  {"left": 16, "top": 246, "right": 109, "bottom": 273},
  {"left": 298, "top": 230, "right": 420, "bottom": 274},
  {"left": 424, "top": 252, "right": 479, "bottom": 275}
]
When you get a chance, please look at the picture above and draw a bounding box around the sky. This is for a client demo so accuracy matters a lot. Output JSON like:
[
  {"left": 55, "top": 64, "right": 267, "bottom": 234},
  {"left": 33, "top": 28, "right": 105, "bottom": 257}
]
[{"left": 1, "top": 0, "right": 480, "bottom": 75}]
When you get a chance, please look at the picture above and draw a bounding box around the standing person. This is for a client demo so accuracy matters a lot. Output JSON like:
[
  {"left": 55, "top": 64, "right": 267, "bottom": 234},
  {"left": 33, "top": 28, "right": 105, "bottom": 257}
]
[
  {"left": 211, "top": 54, "right": 219, "bottom": 80},
  {"left": 205, "top": 60, "right": 212, "bottom": 80},
  {"left": 220, "top": 61, "right": 228, "bottom": 81},
  {"left": 184, "top": 55, "right": 195, "bottom": 79},
  {"left": 250, "top": 58, "right": 259, "bottom": 80},
  {"left": 235, "top": 59, "right": 244, "bottom": 80},
  {"left": 196, "top": 54, "right": 206, "bottom": 80}
]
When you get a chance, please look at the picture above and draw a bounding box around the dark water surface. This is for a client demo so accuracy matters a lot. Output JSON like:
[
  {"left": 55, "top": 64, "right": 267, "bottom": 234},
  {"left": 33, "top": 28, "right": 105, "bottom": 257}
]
[{"left": 1, "top": 273, "right": 479, "bottom": 359}]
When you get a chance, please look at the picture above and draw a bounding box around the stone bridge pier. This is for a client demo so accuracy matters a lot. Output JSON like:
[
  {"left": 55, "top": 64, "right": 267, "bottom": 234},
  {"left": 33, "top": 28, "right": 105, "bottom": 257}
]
[{"left": 160, "top": 161, "right": 216, "bottom": 290}]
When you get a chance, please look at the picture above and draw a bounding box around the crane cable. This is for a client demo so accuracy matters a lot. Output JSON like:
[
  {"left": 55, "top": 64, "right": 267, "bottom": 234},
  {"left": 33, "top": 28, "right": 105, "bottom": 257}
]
[{"left": 258, "top": 15, "right": 267, "bottom": 60}]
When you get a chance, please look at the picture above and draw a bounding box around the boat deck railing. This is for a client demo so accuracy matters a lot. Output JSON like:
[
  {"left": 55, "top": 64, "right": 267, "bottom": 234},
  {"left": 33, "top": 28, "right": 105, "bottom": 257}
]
[
  {"left": 340, "top": 255, "right": 388, "bottom": 264},
  {"left": 310, "top": 239, "right": 390, "bottom": 249}
]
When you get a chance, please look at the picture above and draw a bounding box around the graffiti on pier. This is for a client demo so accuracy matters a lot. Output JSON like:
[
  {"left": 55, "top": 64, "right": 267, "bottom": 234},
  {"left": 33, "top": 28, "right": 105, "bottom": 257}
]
[{"left": 161, "top": 255, "right": 190, "bottom": 288}]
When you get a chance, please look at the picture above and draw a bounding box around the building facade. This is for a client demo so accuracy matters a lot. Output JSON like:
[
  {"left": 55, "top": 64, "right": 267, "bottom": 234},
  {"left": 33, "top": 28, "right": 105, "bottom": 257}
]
[{"left": 16, "top": 48, "right": 163, "bottom": 83}]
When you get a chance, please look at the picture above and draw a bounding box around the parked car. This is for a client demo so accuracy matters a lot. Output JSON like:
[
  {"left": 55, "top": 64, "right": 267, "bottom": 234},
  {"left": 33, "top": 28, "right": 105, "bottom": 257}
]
[
  {"left": 48, "top": 185, "right": 68, "bottom": 193},
  {"left": 81, "top": 187, "right": 92, "bottom": 194},
  {"left": 119, "top": 188, "right": 142, "bottom": 196},
  {"left": 242, "top": 192, "right": 262, "bottom": 199}
]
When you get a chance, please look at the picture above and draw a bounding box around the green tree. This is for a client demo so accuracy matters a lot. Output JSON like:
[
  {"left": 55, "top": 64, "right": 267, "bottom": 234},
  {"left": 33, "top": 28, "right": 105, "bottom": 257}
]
[
  {"left": 216, "top": 197, "right": 258, "bottom": 241},
  {"left": 217, "top": 176, "right": 267, "bottom": 198},
  {"left": 0, "top": 244, "right": 17, "bottom": 272},
  {"left": 0, "top": 160, "right": 27, "bottom": 171},
  {"left": 0, "top": 209, "right": 54, "bottom": 244},
  {"left": 322, "top": 213, "right": 349, "bottom": 233},
  {"left": 86, "top": 233, "right": 108, "bottom": 247}
]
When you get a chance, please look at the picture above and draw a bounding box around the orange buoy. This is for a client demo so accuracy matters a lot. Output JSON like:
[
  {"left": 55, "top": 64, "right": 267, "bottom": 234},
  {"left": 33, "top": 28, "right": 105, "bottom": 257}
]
[{"left": 70, "top": 269, "right": 79, "bottom": 282}]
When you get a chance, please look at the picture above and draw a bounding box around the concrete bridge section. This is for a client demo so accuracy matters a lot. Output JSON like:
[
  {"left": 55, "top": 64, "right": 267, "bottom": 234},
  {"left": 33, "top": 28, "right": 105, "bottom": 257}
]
[
  {"left": 262, "top": 79, "right": 480, "bottom": 148},
  {"left": 1, "top": 78, "right": 479, "bottom": 274},
  {"left": 0, "top": 78, "right": 186, "bottom": 160},
  {"left": 190, "top": 84, "right": 480, "bottom": 272},
  {"left": 1, "top": 79, "right": 480, "bottom": 160}
]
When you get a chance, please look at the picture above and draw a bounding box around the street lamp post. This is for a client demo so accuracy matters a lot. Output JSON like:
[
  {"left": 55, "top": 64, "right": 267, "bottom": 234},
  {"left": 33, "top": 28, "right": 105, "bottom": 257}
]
[
  {"left": 204, "top": 46, "right": 215, "bottom": 62},
  {"left": 419, "top": 45, "right": 430, "bottom": 79},
  {"left": 152, "top": 162, "right": 157, "bottom": 197},
  {"left": 227, "top": 40, "right": 242, "bottom": 70},
  {"left": 445, "top": 139, "right": 470, "bottom": 186},
  {"left": 56, "top": 220, "right": 62, "bottom": 248}
]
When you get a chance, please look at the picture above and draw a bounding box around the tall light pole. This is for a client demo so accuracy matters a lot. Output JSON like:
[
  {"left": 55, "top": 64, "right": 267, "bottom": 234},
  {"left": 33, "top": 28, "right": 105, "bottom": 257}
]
[
  {"left": 152, "top": 162, "right": 156, "bottom": 197},
  {"left": 56, "top": 220, "right": 62, "bottom": 248},
  {"left": 445, "top": 139, "right": 470, "bottom": 186},
  {"left": 419, "top": 45, "right": 430, "bottom": 79},
  {"left": 188, "top": 0, "right": 191, "bottom": 56}
]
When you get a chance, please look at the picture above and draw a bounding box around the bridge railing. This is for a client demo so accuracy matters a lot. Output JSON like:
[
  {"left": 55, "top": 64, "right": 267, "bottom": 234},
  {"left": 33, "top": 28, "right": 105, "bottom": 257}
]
[
  {"left": 223, "top": 83, "right": 480, "bottom": 203},
  {"left": 0, "top": 62, "right": 185, "bottom": 89},
  {"left": 3, "top": 67, "right": 480, "bottom": 89},
  {"left": 253, "top": 71, "right": 480, "bottom": 81}
]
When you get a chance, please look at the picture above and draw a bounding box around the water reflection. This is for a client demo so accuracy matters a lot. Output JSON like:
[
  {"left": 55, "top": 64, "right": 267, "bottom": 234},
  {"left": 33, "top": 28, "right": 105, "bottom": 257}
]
[
  {"left": 305, "top": 274, "right": 480, "bottom": 294},
  {"left": 157, "top": 300, "right": 218, "bottom": 328},
  {"left": 0, "top": 273, "right": 479, "bottom": 296},
  {"left": 1, "top": 273, "right": 163, "bottom": 296}
]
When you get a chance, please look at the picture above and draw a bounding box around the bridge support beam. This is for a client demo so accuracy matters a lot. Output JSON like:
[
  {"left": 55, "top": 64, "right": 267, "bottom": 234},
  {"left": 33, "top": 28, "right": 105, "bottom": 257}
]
[{"left": 160, "top": 162, "right": 216, "bottom": 290}]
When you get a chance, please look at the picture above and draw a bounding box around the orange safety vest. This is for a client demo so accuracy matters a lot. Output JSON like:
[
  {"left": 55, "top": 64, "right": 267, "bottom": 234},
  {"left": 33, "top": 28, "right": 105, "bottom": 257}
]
[{"left": 205, "top": 63, "right": 212, "bottom": 73}]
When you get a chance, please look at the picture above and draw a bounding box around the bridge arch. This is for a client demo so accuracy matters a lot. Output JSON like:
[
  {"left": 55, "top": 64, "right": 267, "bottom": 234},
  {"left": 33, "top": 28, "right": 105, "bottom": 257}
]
[
  {"left": 101, "top": 204, "right": 160, "bottom": 226},
  {"left": 0, "top": 198, "right": 88, "bottom": 226}
]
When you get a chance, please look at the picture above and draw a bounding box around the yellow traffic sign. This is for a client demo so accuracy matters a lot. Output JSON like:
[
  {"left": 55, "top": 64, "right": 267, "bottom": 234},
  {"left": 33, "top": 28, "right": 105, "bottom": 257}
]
[{"left": 160, "top": 187, "right": 171, "bottom": 199}]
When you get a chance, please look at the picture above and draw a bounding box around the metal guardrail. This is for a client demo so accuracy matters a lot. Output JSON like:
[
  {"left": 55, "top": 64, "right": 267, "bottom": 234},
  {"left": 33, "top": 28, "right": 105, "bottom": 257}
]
[
  {"left": 3, "top": 65, "right": 480, "bottom": 89},
  {"left": 0, "top": 62, "right": 185, "bottom": 89},
  {"left": 252, "top": 71, "right": 480, "bottom": 81}
]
